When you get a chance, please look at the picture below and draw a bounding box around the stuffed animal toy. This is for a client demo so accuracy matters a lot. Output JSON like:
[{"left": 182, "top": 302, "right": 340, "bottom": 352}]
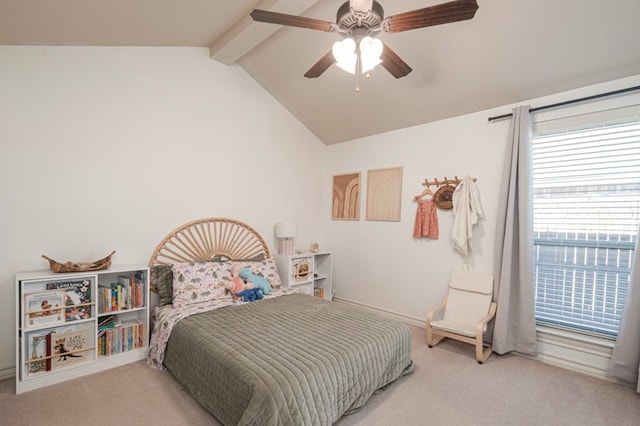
[
  {"left": 224, "top": 264, "right": 248, "bottom": 300},
  {"left": 238, "top": 268, "right": 272, "bottom": 295},
  {"left": 235, "top": 287, "right": 263, "bottom": 302}
]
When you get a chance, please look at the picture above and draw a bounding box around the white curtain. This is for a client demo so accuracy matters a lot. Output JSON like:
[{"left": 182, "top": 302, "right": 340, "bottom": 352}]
[
  {"left": 607, "top": 228, "right": 640, "bottom": 392},
  {"left": 492, "top": 106, "right": 537, "bottom": 355}
]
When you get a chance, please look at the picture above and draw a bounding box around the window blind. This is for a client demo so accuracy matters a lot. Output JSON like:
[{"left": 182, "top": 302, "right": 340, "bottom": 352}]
[{"left": 532, "top": 106, "right": 640, "bottom": 337}]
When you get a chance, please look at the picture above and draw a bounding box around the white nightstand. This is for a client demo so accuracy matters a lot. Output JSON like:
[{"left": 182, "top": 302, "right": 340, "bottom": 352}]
[{"left": 275, "top": 252, "right": 332, "bottom": 299}]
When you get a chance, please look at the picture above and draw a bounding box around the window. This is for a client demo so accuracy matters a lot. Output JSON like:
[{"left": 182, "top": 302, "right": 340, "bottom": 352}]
[{"left": 532, "top": 104, "right": 640, "bottom": 338}]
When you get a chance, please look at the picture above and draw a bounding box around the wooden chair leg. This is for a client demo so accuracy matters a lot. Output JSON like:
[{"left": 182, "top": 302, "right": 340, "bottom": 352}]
[
  {"left": 476, "top": 334, "right": 493, "bottom": 363},
  {"left": 426, "top": 326, "right": 444, "bottom": 348},
  {"left": 475, "top": 334, "right": 483, "bottom": 362},
  {"left": 426, "top": 324, "right": 434, "bottom": 346}
]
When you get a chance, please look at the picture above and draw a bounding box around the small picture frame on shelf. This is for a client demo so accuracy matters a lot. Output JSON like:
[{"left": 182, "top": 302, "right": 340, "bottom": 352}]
[{"left": 24, "top": 290, "right": 65, "bottom": 329}]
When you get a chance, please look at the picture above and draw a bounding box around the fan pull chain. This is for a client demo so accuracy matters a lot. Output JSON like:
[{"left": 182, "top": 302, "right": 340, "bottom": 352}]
[{"left": 355, "top": 42, "right": 362, "bottom": 92}]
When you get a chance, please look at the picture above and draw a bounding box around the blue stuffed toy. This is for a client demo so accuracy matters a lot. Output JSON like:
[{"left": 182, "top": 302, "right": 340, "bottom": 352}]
[
  {"left": 238, "top": 268, "right": 272, "bottom": 295},
  {"left": 235, "top": 287, "right": 263, "bottom": 302}
]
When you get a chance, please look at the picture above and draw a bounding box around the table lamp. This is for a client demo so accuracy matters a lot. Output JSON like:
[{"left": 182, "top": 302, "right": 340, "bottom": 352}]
[{"left": 275, "top": 222, "right": 296, "bottom": 255}]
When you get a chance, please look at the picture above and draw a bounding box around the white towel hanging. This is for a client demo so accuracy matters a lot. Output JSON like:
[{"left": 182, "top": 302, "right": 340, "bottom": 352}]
[{"left": 451, "top": 175, "right": 485, "bottom": 256}]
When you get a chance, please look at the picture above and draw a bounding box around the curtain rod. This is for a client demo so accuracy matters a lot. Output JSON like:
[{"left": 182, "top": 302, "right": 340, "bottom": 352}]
[{"left": 487, "top": 85, "right": 640, "bottom": 122}]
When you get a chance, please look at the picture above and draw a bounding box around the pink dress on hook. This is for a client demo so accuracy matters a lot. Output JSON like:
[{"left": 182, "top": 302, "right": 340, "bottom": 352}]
[{"left": 413, "top": 197, "right": 439, "bottom": 239}]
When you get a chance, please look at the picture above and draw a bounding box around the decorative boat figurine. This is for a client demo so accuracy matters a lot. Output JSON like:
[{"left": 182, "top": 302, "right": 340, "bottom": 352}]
[{"left": 42, "top": 250, "right": 116, "bottom": 273}]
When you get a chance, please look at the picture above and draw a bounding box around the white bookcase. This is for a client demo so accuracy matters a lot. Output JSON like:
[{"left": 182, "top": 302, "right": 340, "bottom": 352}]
[
  {"left": 312, "top": 252, "right": 333, "bottom": 300},
  {"left": 275, "top": 252, "right": 332, "bottom": 300},
  {"left": 15, "top": 264, "right": 149, "bottom": 394}
]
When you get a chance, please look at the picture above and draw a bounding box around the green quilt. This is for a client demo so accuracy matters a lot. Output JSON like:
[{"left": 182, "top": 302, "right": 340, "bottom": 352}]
[{"left": 163, "top": 293, "right": 414, "bottom": 426}]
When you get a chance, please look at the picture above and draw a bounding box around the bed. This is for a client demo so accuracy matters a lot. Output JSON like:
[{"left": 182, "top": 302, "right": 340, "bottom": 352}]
[{"left": 147, "top": 218, "right": 414, "bottom": 425}]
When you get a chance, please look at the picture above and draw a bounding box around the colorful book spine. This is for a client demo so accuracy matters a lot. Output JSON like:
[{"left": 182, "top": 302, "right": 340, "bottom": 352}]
[{"left": 97, "top": 320, "right": 144, "bottom": 356}]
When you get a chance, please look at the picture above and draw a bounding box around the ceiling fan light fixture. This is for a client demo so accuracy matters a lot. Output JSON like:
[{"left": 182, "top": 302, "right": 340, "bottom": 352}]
[
  {"left": 332, "top": 36, "right": 382, "bottom": 75},
  {"left": 251, "top": 0, "right": 479, "bottom": 80}
]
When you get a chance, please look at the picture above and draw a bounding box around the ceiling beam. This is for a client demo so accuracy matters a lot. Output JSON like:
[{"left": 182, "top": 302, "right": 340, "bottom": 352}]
[{"left": 210, "top": 0, "right": 322, "bottom": 64}]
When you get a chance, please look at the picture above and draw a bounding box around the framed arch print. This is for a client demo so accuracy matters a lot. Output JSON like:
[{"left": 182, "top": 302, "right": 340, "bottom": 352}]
[
  {"left": 366, "top": 167, "right": 403, "bottom": 221},
  {"left": 332, "top": 172, "right": 360, "bottom": 220}
]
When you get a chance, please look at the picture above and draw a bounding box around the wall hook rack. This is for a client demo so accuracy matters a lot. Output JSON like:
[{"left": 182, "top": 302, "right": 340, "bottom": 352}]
[{"left": 423, "top": 176, "right": 477, "bottom": 188}]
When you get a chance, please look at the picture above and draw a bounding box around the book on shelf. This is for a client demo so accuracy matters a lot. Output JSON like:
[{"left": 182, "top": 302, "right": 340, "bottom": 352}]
[
  {"left": 97, "top": 319, "right": 144, "bottom": 356},
  {"left": 24, "top": 290, "right": 65, "bottom": 329},
  {"left": 49, "top": 327, "right": 89, "bottom": 370},
  {"left": 25, "top": 331, "right": 49, "bottom": 377},
  {"left": 117, "top": 276, "right": 131, "bottom": 309},
  {"left": 98, "top": 283, "right": 115, "bottom": 313},
  {"left": 313, "top": 288, "right": 325, "bottom": 299},
  {"left": 119, "top": 275, "right": 145, "bottom": 309},
  {"left": 46, "top": 279, "right": 92, "bottom": 322},
  {"left": 98, "top": 315, "right": 120, "bottom": 332},
  {"left": 98, "top": 276, "right": 144, "bottom": 313}
]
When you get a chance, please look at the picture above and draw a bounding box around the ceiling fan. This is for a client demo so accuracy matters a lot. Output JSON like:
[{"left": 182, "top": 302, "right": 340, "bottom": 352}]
[{"left": 250, "top": 0, "right": 479, "bottom": 83}]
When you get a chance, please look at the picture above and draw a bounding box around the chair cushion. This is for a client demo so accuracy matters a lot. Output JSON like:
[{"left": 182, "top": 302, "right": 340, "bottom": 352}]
[
  {"left": 443, "top": 289, "right": 492, "bottom": 326},
  {"left": 430, "top": 319, "right": 477, "bottom": 337},
  {"left": 441, "top": 271, "right": 493, "bottom": 327}
]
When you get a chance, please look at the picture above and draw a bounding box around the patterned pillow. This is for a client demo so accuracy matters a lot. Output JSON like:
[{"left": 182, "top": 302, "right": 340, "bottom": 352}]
[
  {"left": 171, "top": 262, "right": 231, "bottom": 307},
  {"left": 153, "top": 254, "right": 269, "bottom": 306},
  {"left": 225, "top": 259, "right": 282, "bottom": 288},
  {"left": 231, "top": 258, "right": 282, "bottom": 290}
]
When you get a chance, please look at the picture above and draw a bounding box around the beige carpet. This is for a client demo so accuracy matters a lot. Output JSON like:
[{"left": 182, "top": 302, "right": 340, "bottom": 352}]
[{"left": 2, "top": 325, "right": 639, "bottom": 426}]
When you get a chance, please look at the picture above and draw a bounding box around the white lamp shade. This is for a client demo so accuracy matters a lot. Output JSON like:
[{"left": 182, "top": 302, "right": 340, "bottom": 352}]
[{"left": 275, "top": 222, "right": 296, "bottom": 239}]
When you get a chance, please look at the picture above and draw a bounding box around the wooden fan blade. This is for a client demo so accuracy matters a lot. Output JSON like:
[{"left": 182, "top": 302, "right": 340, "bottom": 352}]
[
  {"left": 383, "top": 0, "right": 478, "bottom": 33},
  {"left": 304, "top": 51, "right": 336, "bottom": 78},
  {"left": 380, "top": 44, "right": 412, "bottom": 78},
  {"left": 250, "top": 9, "right": 337, "bottom": 32}
]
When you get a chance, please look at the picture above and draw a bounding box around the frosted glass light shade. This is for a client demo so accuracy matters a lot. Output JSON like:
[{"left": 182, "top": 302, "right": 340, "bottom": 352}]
[
  {"left": 275, "top": 222, "right": 296, "bottom": 239},
  {"left": 333, "top": 38, "right": 357, "bottom": 73},
  {"left": 332, "top": 37, "right": 382, "bottom": 74},
  {"left": 359, "top": 37, "right": 383, "bottom": 72}
]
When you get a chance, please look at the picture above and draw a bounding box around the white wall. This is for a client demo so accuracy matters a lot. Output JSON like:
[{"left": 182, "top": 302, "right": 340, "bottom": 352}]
[
  {"left": 2, "top": 45, "right": 638, "bottom": 381},
  {"left": 325, "top": 109, "right": 507, "bottom": 321},
  {"left": 325, "top": 74, "right": 640, "bottom": 329},
  {"left": 0, "top": 46, "right": 327, "bottom": 375}
]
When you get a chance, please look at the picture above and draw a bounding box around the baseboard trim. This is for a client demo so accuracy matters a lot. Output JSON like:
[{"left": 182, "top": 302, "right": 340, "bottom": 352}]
[
  {"left": 0, "top": 365, "right": 15, "bottom": 382},
  {"left": 526, "top": 326, "right": 615, "bottom": 382},
  {"left": 333, "top": 297, "right": 425, "bottom": 328}
]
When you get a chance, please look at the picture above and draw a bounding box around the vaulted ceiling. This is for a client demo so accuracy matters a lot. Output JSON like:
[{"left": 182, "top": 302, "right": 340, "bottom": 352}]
[{"left": 2, "top": 0, "right": 640, "bottom": 144}]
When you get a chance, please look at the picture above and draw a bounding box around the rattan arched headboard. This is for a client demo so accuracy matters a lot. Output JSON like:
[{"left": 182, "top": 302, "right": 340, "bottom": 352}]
[{"left": 149, "top": 217, "right": 271, "bottom": 271}]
